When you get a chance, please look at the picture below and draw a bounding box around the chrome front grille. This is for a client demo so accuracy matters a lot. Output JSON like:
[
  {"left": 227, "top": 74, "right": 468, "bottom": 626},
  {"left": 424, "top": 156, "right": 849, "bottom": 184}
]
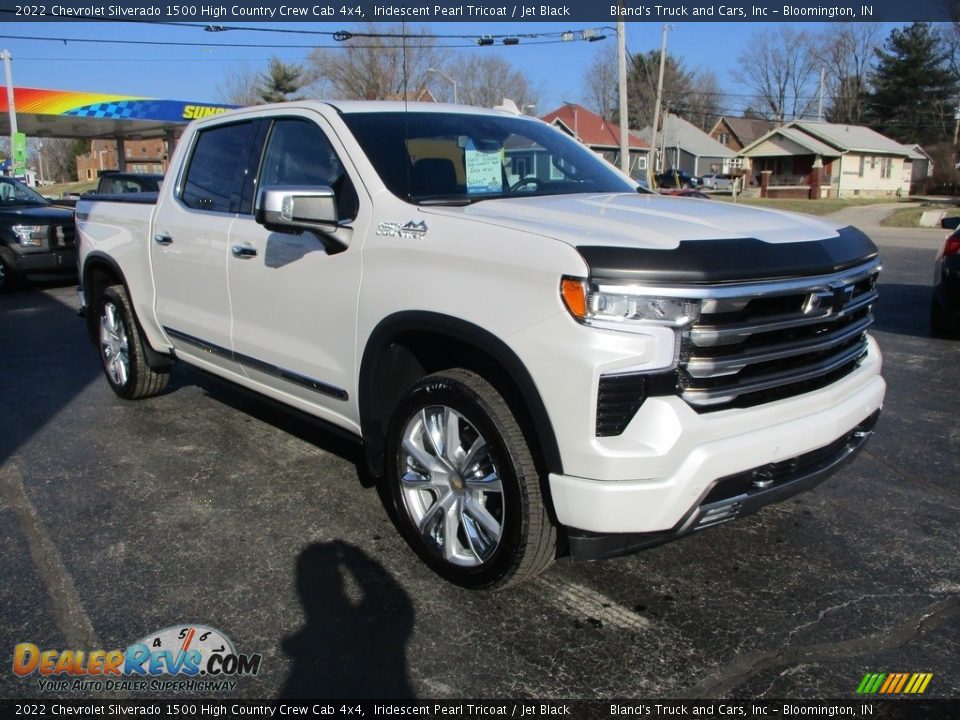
[{"left": 678, "top": 261, "right": 879, "bottom": 410}]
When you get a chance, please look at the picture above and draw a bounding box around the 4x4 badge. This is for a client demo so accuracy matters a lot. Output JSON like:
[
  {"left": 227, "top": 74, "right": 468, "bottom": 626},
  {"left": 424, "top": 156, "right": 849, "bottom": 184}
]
[{"left": 377, "top": 220, "right": 428, "bottom": 239}]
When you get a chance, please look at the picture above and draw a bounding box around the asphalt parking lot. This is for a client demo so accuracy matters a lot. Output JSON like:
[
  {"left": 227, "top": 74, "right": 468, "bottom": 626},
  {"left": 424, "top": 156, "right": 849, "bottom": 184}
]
[{"left": 1, "top": 223, "right": 958, "bottom": 701}]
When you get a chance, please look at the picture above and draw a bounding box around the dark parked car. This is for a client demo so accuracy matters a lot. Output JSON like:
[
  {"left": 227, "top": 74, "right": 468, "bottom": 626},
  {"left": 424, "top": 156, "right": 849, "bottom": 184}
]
[
  {"left": 931, "top": 225, "right": 960, "bottom": 336},
  {"left": 0, "top": 177, "right": 76, "bottom": 290},
  {"left": 656, "top": 170, "right": 700, "bottom": 189}
]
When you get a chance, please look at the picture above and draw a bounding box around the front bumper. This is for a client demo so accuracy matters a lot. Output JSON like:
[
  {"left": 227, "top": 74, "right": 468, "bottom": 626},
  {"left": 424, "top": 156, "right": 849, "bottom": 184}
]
[
  {"left": 566, "top": 409, "right": 879, "bottom": 560},
  {"left": 548, "top": 346, "right": 883, "bottom": 531}
]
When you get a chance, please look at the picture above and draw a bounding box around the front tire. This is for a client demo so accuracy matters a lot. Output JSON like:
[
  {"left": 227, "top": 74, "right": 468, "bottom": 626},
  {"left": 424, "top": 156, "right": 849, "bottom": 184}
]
[
  {"left": 98, "top": 284, "right": 169, "bottom": 399},
  {"left": 385, "top": 369, "right": 556, "bottom": 589}
]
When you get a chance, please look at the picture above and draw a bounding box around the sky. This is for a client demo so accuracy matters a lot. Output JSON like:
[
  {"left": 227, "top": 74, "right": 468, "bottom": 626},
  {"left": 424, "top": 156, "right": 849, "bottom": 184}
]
[{"left": 0, "top": 20, "right": 903, "bottom": 119}]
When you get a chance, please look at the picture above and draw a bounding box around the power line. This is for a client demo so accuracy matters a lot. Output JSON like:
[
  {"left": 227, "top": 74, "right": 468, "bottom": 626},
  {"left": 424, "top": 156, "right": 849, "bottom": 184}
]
[
  {"left": 0, "top": 11, "right": 615, "bottom": 41},
  {"left": 0, "top": 32, "right": 609, "bottom": 50}
]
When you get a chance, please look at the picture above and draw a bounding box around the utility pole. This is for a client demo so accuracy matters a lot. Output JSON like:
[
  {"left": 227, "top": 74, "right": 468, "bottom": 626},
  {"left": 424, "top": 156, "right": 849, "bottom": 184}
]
[
  {"left": 650, "top": 24, "right": 669, "bottom": 182},
  {"left": 953, "top": 102, "right": 959, "bottom": 146},
  {"left": 818, "top": 66, "right": 825, "bottom": 122},
  {"left": 617, "top": 20, "right": 629, "bottom": 175},
  {"left": 2, "top": 50, "right": 17, "bottom": 171}
]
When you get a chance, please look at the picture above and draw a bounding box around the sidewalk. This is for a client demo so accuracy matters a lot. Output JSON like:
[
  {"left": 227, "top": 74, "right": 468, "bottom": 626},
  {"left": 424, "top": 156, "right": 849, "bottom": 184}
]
[{"left": 826, "top": 202, "right": 917, "bottom": 231}]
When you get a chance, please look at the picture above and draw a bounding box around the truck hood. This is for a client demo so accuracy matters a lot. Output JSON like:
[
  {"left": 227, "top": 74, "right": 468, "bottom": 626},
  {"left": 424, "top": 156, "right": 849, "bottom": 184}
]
[
  {"left": 438, "top": 192, "right": 840, "bottom": 249},
  {"left": 422, "top": 193, "right": 877, "bottom": 283},
  {"left": 0, "top": 204, "right": 75, "bottom": 223}
]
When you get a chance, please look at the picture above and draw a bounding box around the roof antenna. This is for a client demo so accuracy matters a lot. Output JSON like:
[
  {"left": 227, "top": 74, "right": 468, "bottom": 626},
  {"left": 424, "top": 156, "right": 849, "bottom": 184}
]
[
  {"left": 402, "top": 21, "right": 411, "bottom": 200},
  {"left": 401, "top": 21, "right": 409, "bottom": 110}
]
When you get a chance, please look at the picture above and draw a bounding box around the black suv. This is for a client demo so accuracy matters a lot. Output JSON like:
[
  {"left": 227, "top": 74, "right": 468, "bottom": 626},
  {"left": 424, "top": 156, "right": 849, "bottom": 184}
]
[{"left": 0, "top": 177, "right": 76, "bottom": 290}]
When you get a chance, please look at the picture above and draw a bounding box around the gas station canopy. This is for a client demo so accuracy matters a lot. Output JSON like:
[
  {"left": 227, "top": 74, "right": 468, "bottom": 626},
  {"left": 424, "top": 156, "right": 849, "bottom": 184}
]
[{"left": 0, "top": 86, "right": 238, "bottom": 140}]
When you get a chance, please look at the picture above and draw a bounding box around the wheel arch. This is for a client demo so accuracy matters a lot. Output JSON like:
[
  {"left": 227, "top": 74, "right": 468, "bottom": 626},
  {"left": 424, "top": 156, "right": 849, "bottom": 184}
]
[
  {"left": 82, "top": 251, "right": 173, "bottom": 371},
  {"left": 359, "top": 311, "right": 563, "bottom": 485}
]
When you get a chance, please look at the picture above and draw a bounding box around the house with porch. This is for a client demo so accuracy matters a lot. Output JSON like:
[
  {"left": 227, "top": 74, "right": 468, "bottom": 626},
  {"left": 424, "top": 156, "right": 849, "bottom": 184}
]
[
  {"left": 740, "top": 121, "right": 917, "bottom": 198},
  {"left": 709, "top": 116, "right": 776, "bottom": 184}
]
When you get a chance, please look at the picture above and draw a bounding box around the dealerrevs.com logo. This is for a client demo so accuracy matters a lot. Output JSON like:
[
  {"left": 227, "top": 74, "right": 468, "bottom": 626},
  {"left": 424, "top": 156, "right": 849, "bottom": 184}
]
[{"left": 13, "top": 624, "right": 261, "bottom": 693}]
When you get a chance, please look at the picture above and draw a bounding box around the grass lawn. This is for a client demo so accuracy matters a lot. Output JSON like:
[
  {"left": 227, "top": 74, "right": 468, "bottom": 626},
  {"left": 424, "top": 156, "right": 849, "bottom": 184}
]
[
  {"left": 712, "top": 196, "right": 901, "bottom": 217},
  {"left": 40, "top": 179, "right": 97, "bottom": 198},
  {"left": 879, "top": 204, "right": 960, "bottom": 228}
]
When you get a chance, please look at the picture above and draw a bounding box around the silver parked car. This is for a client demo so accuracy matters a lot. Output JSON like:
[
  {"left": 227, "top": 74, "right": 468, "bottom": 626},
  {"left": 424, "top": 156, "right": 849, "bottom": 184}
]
[{"left": 700, "top": 173, "right": 735, "bottom": 190}]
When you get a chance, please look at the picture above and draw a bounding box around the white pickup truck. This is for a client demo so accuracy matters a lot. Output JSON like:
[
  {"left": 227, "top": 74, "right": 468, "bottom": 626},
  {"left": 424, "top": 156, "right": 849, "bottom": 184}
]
[{"left": 76, "top": 101, "right": 885, "bottom": 589}]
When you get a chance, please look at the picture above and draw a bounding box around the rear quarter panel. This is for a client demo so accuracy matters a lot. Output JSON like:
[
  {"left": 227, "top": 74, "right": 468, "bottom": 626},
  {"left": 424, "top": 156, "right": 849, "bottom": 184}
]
[{"left": 76, "top": 196, "right": 169, "bottom": 353}]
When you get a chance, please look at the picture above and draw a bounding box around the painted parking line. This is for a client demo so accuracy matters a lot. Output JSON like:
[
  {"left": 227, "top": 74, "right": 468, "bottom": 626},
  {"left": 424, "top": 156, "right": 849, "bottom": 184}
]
[{"left": 0, "top": 463, "right": 100, "bottom": 650}]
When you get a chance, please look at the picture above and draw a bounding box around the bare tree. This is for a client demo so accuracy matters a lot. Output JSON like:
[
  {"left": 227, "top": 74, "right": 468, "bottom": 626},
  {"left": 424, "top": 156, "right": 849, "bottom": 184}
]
[
  {"left": 41, "top": 138, "right": 88, "bottom": 183},
  {"left": 683, "top": 70, "right": 723, "bottom": 131},
  {"left": 736, "top": 27, "right": 819, "bottom": 123},
  {"left": 815, "top": 24, "right": 879, "bottom": 124},
  {"left": 582, "top": 43, "right": 618, "bottom": 121},
  {"left": 216, "top": 62, "right": 262, "bottom": 106},
  {"left": 304, "top": 23, "right": 448, "bottom": 100},
  {"left": 437, "top": 55, "right": 540, "bottom": 110}
]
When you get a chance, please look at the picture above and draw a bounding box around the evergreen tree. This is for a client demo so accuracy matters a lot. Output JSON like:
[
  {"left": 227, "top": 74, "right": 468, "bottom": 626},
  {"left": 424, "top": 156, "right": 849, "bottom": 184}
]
[
  {"left": 257, "top": 58, "right": 305, "bottom": 104},
  {"left": 866, "top": 23, "right": 957, "bottom": 145}
]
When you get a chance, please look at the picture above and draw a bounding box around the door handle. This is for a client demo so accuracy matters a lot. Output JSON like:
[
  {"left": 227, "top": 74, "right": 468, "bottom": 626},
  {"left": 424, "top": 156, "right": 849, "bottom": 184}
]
[
  {"left": 154, "top": 233, "right": 173, "bottom": 246},
  {"left": 231, "top": 244, "right": 258, "bottom": 259}
]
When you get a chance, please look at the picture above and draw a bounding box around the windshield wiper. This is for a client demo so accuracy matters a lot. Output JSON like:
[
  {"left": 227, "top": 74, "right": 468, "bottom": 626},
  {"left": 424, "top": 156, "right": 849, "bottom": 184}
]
[{"left": 415, "top": 196, "right": 498, "bottom": 206}]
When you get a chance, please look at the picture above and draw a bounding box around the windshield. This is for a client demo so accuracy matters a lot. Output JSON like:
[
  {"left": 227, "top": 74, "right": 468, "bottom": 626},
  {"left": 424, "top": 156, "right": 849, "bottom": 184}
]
[
  {"left": 0, "top": 177, "right": 49, "bottom": 206},
  {"left": 340, "top": 111, "right": 638, "bottom": 205}
]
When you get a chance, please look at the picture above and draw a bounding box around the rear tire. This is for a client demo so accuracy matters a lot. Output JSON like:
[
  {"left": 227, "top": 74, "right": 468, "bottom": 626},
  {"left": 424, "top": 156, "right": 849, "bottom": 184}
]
[
  {"left": 385, "top": 369, "right": 556, "bottom": 590},
  {"left": 97, "top": 284, "right": 169, "bottom": 399}
]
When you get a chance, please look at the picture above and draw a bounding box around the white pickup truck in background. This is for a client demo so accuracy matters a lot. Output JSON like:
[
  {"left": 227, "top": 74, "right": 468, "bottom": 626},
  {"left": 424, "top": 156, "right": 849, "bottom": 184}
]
[{"left": 76, "top": 101, "right": 885, "bottom": 589}]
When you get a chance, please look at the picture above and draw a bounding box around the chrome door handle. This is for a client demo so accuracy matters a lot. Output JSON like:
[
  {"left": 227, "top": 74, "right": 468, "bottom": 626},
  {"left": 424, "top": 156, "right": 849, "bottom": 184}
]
[
  {"left": 154, "top": 233, "right": 173, "bottom": 245},
  {"left": 231, "top": 244, "right": 258, "bottom": 259}
]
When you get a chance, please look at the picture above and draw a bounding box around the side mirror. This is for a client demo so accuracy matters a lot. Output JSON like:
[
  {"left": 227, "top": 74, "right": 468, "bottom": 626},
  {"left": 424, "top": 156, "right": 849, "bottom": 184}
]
[
  {"left": 255, "top": 186, "right": 338, "bottom": 232},
  {"left": 255, "top": 186, "right": 349, "bottom": 253}
]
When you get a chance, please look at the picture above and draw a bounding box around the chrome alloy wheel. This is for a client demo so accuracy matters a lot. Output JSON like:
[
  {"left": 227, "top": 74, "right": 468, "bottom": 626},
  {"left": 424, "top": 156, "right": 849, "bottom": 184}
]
[
  {"left": 99, "top": 301, "right": 130, "bottom": 387},
  {"left": 399, "top": 405, "right": 505, "bottom": 567}
]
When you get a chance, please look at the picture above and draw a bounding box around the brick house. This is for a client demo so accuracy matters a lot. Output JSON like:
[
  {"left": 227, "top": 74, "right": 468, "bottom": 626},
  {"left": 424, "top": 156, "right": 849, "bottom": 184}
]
[
  {"left": 76, "top": 138, "right": 168, "bottom": 182},
  {"left": 540, "top": 103, "right": 650, "bottom": 176}
]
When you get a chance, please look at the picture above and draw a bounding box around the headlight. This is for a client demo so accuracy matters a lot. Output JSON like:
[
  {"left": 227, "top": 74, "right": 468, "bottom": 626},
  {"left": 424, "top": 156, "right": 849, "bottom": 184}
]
[
  {"left": 12, "top": 225, "right": 47, "bottom": 247},
  {"left": 561, "top": 277, "right": 700, "bottom": 330}
]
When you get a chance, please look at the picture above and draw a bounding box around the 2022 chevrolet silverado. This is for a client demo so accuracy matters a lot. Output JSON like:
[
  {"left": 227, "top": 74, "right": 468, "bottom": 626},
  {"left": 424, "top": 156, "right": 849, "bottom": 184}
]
[{"left": 75, "top": 101, "right": 885, "bottom": 588}]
